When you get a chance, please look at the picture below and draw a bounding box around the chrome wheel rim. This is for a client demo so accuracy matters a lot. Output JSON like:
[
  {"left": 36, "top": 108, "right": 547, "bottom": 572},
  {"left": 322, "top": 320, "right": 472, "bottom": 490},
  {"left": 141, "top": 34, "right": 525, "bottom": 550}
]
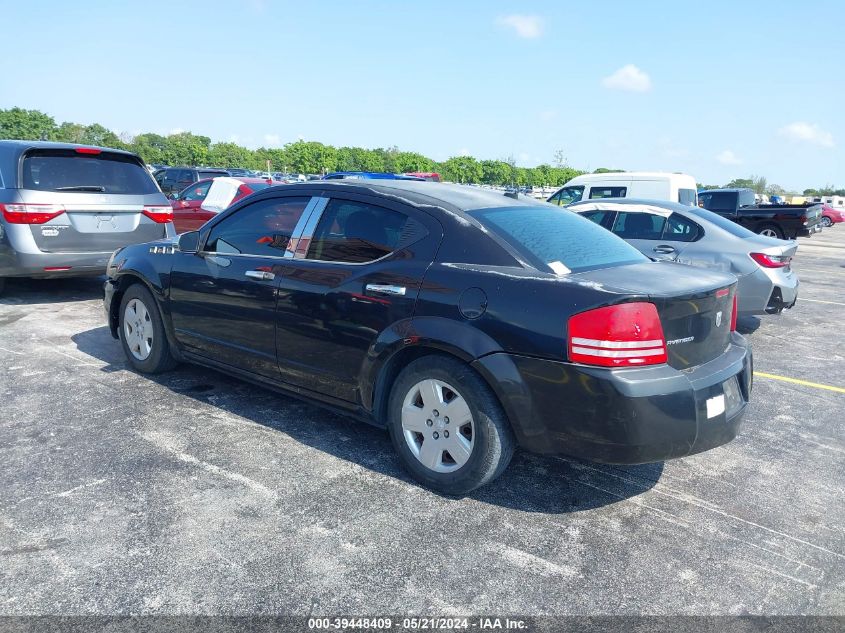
[
  {"left": 759, "top": 228, "right": 778, "bottom": 238},
  {"left": 821, "top": 217, "right": 832, "bottom": 227},
  {"left": 123, "top": 298, "right": 154, "bottom": 361},
  {"left": 401, "top": 378, "right": 474, "bottom": 473}
]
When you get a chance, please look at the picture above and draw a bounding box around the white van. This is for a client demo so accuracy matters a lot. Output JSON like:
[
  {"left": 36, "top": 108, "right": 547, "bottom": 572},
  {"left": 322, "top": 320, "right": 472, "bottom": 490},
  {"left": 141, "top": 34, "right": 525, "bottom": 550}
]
[{"left": 547, "top": 172, "right": 699, "bottom": 207}]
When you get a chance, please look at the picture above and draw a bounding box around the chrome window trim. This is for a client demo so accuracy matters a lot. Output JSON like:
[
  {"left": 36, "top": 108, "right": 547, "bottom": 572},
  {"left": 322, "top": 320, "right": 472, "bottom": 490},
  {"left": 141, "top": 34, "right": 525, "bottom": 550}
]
[
  {"left": 200, "top": 194, "right": 321, "bottom": 259},
  {"left": 293, "top": 197, "right": 329, "bottom": 259}
]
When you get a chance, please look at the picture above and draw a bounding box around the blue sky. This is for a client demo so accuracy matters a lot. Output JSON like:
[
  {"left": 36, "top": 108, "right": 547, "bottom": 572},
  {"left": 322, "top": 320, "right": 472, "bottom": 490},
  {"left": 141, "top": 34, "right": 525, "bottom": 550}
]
[{"left": 2, "top": 0, "right": 843, "bottom": 190}]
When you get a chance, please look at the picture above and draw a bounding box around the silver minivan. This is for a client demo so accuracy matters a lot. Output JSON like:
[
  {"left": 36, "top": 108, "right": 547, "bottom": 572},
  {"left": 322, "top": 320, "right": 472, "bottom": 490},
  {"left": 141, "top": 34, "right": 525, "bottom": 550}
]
[{"left": 0, "top": 140, "right": 175, "bottom": 294}]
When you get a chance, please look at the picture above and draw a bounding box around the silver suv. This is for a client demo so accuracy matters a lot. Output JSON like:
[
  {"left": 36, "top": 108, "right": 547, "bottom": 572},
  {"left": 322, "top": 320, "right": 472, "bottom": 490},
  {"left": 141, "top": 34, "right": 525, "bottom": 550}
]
[{"left": 0, "top": 140, "right": 175, "bottom": 295}]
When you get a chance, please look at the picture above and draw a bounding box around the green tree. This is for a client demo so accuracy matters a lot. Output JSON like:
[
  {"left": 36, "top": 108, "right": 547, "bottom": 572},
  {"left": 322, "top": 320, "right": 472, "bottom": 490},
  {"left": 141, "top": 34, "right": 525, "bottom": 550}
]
[
  {"left": 393, "top": 151, "right": 435, "bottom": 173},
  {"left": 442, "top": 156, "right": 482, "bottom": 183},
  {"left": 480, "top": 160, "right": 511, "bottom": 185},
  {"left": 207, "top": 142, "right": 254, "bottom": 168},
  {"left": 593, "top": 167, "right": 625, "bottom": 173},
  {"left": 725, "top": 178, "right": 755, "bottom": 189},
  {"left": 0, "top": 107, "right": 56, "bottom": 140},
  {"left": 78, "top": 123, "right": 124, "bottom": 148}
]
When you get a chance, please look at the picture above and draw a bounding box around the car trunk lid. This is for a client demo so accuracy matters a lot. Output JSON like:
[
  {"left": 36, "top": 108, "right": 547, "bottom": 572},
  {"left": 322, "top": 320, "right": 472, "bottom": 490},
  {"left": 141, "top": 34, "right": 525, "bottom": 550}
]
[{"left": 568, "top": 261, "right": 736, "bottom": 370}]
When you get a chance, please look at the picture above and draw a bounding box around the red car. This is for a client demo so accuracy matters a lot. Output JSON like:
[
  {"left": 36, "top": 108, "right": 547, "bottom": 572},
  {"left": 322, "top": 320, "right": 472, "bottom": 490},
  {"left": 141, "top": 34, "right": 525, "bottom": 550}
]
[
  {"left": 169, "top": 177, "right": 275, "bottom": 232},
  {"left": 820, "top": 203, "right": 844, "bottom": 228}
]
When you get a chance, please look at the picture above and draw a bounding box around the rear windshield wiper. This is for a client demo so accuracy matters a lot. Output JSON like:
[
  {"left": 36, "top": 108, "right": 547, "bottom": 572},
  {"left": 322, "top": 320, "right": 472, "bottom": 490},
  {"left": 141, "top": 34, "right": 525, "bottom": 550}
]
[{"left": 54, "top": 185, "right": 106, "bottom": 192}]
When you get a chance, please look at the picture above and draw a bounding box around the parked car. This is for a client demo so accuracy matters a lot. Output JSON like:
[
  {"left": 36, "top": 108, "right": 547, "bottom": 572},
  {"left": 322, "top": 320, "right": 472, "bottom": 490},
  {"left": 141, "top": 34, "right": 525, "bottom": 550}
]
[
  {"left": 226, "top": 168, "right": 252, "bottom": 177},
  {"left": 154, "top": 167, "right": 230, "bottom": 196},
  {"left": 698, "top": 188, "right": 822, "bottom": 239},
  {"left": 547, "top": 172, "right": 699, "bottom": 207},
  {"left": 104, "top": 181, "right": 751, "bottom": 494},
  {"left": 169, "top": 177, "right": 277, "bottom": 233},
  {"left": 404, "top": 172, "right": 442, "bottom": 182},
  {"left": 820, "top": 203, "right": 844, "bottom": 228},
  {"left": 322, "top": 171, "right": 425, "bottom": 181},
  {"left": 0, "top": 141, "right": 174, "bottom": 296},
  {"left": 570, "top": 199, "right": 800, "bottom": 315}
]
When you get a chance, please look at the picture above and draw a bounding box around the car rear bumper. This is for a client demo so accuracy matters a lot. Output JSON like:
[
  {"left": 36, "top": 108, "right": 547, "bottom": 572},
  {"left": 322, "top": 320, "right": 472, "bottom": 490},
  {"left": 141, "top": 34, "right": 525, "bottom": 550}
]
[
  {"left": 0, "top": 247, "right": 113, "bottom": 278},
  {"left": 738, "top": 268, "right": 799, "bottom": 315},
  {"left": 472, "top": 332, "right": 752, "bottom": 464}
]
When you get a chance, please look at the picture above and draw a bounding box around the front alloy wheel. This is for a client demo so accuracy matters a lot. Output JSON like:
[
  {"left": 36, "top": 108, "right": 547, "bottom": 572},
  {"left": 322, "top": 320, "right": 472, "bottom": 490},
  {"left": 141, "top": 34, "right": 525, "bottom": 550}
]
[{"left": 123, "top": 298, "right": 154, "bottom": 361}]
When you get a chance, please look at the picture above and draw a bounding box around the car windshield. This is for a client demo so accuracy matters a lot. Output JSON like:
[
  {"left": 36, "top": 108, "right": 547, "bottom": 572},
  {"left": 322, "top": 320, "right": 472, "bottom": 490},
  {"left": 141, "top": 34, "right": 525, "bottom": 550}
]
[
  {"left": 469, "top": 205, "right": 648, "bottom": 273},
  {"left": 21, "top": 150, "right": 159, "bottom": 194},
  {"left": 686, "top": 206, "right": 760, "bottom": 238}
]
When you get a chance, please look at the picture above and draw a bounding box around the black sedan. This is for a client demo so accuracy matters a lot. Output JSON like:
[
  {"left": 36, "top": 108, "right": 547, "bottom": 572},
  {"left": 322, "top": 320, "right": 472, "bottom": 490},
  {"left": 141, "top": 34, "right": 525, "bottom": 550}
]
[{"left": 104, "top": 181, "right": 753, "bottom": 494}]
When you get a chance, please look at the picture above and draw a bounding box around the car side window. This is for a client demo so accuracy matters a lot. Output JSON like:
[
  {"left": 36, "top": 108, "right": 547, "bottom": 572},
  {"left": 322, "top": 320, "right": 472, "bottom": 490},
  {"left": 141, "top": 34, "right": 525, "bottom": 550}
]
[
  {"left": 580, "top": 210, "right": 612, "bottom": 227},
  {"left": 611, "top": 212, "right": 666, "bottom": 240},
  {"left": 548, "top": 186, "right": 584, "bottom": 206},
  {"left": 589, "top": 186, "right": 627, "bottom": 199},
  {"left": 204, "top": 196, "right": 311, "bottom": 256},
  {"left": 182, "top": 182, "right": 210, "bottom": 201},
  {"left": 663, "top": 213, "right": 701, "bottom": 242},
  {"left": 306, "top": 199, "right": 411, "bottom": 263}
]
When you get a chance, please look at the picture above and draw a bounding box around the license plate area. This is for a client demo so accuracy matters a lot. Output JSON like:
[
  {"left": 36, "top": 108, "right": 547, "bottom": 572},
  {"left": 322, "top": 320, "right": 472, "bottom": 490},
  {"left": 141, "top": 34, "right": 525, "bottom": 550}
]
[{"left": 706, "top": 375, "right": 744, "bottom": 420}]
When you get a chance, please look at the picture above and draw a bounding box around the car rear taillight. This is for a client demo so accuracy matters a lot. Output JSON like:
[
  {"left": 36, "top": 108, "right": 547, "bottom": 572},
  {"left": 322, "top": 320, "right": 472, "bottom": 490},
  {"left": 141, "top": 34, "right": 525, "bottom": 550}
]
[
  {"left": 0, "top": 203, "right": 65, "bottom": 224},
  {"left": 142, "top": 205, "right": 173, "bottom": 223},
  {"left": 75, "top": 147, "right": 101, "bottom": 154},
  {"left": 568, "top": 302, "right": 668, "bottom": 367},
  {"left": 750, "top": 252, "right": 791, "bottom": 268},
  {"left": 731, "top": 294, "right": 738, "bottom": 332}
]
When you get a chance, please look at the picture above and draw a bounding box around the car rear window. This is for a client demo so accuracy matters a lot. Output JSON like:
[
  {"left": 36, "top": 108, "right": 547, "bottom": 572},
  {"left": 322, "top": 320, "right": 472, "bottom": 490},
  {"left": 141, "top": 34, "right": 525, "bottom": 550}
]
[
  {"left": 469, "top": 206, "right": 648, "bottom": 273},
  {"left": 687, "top": 206, "right": 759, "bottom": 238},
  {"left": 199, "top": 170, "right": 229, "bottom": 180},
  {"left": 21, "top": 149, "right": 159, "bottom": 194},
  {"left": 699, "top": 191, "right": 738, "bottom": 212}
]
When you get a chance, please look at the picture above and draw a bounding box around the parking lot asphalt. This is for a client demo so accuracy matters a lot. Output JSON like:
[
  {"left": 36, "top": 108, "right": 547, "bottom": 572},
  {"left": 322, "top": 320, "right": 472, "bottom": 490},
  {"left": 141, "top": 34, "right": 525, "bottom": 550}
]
[{"left": 0, "top": 231, "right": 843, "bottom": 616}]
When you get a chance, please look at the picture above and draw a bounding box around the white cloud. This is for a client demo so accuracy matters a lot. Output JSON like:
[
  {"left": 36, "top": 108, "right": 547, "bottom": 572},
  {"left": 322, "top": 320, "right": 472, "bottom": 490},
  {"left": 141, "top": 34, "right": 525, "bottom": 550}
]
[
  {"left": 716, "top": 149, "right": 742, "bottom": 165},
  {"left": 458, "top": 148, "right": 471, "bottom": 157},
  {"left": 169, "top": 128, "right": 185, "bottom": 135},
  {"left": 496, "top": 14, "right": 544, "bottom": 39},
  {"left": 602, "top": 64, "right": 652, "bottom": 93},
  {"left": 539, "top": 109, "right": 557, "bottom": 122},
  {"left": 263, "top": 134, "right": 281, "bottom": 147},
  {"left": 778, "top": 122, "right": 834, "bottom": 148}
]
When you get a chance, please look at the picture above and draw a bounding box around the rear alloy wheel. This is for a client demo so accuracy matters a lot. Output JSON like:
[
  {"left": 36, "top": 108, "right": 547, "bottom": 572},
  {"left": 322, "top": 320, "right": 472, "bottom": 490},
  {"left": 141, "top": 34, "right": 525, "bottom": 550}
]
[
  {"left": 821, "top": 216, "right": 833, "bottom": 228},
  {"left": 118, "top": 284, "right": 177, "bottom": 374},
  {"left": 757, "top": 224, "right": 783, "bottom": 239},
  {"left": 387, "top": 356, "right": 515, "bottom": 495}
]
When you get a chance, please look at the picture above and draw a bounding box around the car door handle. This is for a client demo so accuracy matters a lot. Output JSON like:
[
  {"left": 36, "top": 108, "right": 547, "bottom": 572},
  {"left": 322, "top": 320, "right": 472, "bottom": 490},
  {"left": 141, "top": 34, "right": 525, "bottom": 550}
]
[
  {"left": 365, "top": 283, "right": 406, "bottom": 296},
  {"left": 245, "top": 270, "right": 275, "bottom": 281},
  {"left": 653, "top": 245, "right": 676, "bottom": 254}
]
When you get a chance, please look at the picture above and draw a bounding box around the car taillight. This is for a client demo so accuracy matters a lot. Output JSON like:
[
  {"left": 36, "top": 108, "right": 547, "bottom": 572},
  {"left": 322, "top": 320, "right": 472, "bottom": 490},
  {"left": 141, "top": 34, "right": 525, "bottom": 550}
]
[
  {"left": 75, "top": 147, "right": 101, "bottom": 155},
  {"left": 731, "top": 293, "right": 738, "bottom": 332},
  {"left": 568, "top": 302, "right": 667, "bottom": 367},
  {"left": 750, "top": 252, "right": 791, "bottom": 268},
  {"left": 0, "top": 203, "right": 65, "bottom": 224},
  {"left": 142, "top": 205, "right": 173, "bottom": 223}
]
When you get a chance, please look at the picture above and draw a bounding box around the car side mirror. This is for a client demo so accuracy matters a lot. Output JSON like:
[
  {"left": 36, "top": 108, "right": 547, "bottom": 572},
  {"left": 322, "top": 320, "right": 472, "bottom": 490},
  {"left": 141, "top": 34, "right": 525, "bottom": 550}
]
[{"left": 177, "top": 231, "right": 200, "bottom": 253}]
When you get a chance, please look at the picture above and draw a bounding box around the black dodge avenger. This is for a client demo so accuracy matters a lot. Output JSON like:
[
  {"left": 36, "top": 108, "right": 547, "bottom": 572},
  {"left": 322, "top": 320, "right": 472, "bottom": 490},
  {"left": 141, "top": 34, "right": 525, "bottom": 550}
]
[{"left": 104, "top": 180, "right": 752, "bottom": 494}]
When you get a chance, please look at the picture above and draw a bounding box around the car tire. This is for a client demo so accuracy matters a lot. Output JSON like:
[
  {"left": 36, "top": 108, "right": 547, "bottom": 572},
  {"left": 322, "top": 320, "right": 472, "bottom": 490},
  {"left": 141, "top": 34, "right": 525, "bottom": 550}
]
[
  {"left": 757, "top": 223, "right": 784, "bottom": 240},
  {"left": 821, "top": 216, "right": 832, "bottom": 228},
  {"left": 387, "top": 355, "right": 515, "bottom": 495},
  {"left": 118, "top": 283, "right": 178, "bottom": 374}
]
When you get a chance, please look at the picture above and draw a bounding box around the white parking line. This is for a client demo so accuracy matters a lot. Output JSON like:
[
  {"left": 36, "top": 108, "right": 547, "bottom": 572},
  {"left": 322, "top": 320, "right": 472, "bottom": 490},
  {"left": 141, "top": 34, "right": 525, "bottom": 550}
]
[{"left": 800, "top": 298, "right": 845, "bottom": 307}]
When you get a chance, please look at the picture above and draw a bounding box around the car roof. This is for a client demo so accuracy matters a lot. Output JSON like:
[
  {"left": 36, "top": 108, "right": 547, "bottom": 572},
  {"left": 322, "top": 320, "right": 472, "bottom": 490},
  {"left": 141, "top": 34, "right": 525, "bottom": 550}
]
[
  {"left": 570, "top": 197, "right": 690, "bottom": 213},
  {"left": 566, "top": 171, "right": 695, "bottom": 183},
  {"left": 258, "top": 180, "right": 545, "bottom": 215},
  {"left": 0, "top": 139, "right": 140, "bottom": 158}
]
